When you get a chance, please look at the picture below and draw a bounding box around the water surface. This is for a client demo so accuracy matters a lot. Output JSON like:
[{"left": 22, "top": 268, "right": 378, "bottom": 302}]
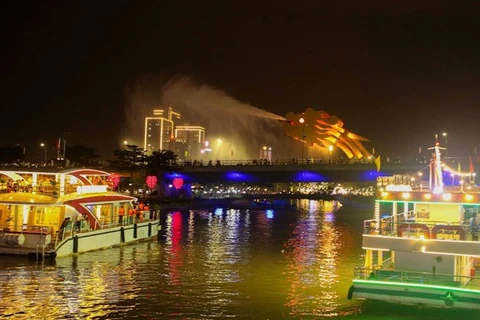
[{"left": 0, "top": 200, "right": 476, "bottom": 319}]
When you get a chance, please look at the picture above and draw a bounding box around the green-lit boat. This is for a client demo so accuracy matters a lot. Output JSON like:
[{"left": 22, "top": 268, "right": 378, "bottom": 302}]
[{"left": 348, "top": 141, "right": 480, "bottom": 309}]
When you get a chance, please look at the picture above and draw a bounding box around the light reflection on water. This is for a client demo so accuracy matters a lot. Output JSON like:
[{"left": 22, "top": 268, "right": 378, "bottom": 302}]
[
  {"left": 0, "top": 200, "right": 477, "bottom": 319},
  {"left": 284, "top": 200, "right": 358, "bottom": 318}
]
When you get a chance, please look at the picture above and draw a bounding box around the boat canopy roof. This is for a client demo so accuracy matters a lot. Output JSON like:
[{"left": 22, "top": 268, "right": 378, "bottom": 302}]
[
  {"left": 0, "top": 192, "right": 55, "bottom": 205},
  {"left": 378, "top": 189, "right": 480, "bottom": 205},
  {"left": 58, "top": 191, "right": 136, "bottom": 204},
  {"left": 0, "top": 191, "right": 136, "bottom": 205},
  {"left": 0, "top": 168, "right": 111, "bottom": 178}
]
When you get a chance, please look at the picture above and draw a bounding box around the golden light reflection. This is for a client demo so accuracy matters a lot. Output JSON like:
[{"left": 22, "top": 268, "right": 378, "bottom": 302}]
[
  {"left": 0, "top": 206, "right": 367, "bottom": 318},
  {"left": 283, "top": 200, "right": 354, "bottom": 317},
  {"left": 0, "top": 251, "right": 141, "bottom": 319}
]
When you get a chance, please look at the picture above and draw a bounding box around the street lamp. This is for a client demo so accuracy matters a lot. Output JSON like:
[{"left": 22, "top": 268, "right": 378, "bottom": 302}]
[
  {"left": 418, "top": 172, "right": 424, "bottom": 191},
  {"left": 442, "top": 132, "right": 448, "bottom": 158},
  {"left": 215, "top": 138, "right": 224, "bottom": 163},
  {"left": 40, "top": 143, "right": 47, "bottom": 166},
  {"left": 299, "top": 117, "right": 306, "bottom": 164}
]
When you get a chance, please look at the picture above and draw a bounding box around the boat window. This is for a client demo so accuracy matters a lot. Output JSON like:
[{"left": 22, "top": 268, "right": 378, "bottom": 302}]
[{"left": 33, "top": 206, "right": 62, "bottom": 229}]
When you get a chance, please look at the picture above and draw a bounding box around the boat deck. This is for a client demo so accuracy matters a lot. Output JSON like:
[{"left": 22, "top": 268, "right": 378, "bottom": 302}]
[
  {"left": 465, "top": 271, "right": 480, "bottom": 290},
  {"left": 355, "top": 266, "right": 480, "bottom": 289},
  {"left": 363, "top": 210, "right": 480, "bottom": 243}
]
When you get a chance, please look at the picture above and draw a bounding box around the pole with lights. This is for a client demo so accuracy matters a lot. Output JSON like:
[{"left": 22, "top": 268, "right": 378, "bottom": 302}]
[
  {"left": 442, "top": 132, "right": 448, "bottom": 159},
  {"left": 299, "top": 117, "right": 306, "bottom": 164},
  {"left": 40, "top": 143, "right": 47, "bottom": 166}
]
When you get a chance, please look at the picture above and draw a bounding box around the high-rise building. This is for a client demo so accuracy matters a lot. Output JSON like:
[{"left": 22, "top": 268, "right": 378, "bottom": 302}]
[
  {"left": 144, "top": 107, "right": 181, "bottom": 154},
  {"left": 174, "top": 125, "right": 205, "bottom": 160}
]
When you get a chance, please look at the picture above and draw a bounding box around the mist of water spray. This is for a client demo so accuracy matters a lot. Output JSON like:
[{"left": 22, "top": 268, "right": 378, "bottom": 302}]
[
  {"left": 161, "top": 76, "right": 286, "bottom": 121},
  {"left": 122, "top": 75, "right": 290, "bottom": 160}
]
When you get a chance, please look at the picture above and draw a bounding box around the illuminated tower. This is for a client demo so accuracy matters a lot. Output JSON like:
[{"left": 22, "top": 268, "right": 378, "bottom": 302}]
[
  {"left": 144, "top": 107, "right": 181, "bottom": 154},
  {"left": 174, "top": 125, "right": 205, "bottom": 160}
]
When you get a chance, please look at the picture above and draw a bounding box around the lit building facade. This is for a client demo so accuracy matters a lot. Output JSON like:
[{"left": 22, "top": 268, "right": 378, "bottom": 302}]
[
  {"left": 144, "top": 108, "right": 181, "bottom": 154},
  {"left": 174, "top": 125, "right": 205, "bottom": 160}
]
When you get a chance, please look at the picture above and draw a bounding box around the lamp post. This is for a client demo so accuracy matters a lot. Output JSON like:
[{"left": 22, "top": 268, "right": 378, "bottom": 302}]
[
  {"left": 215, "top": 138, "right": 224, "bottom": 164},
  {"left": 40, "top": 143, "right": 47, "bottom": 166},
  {"left": 442, "top": 132, "right": 448, "bottom": 159},
  {"left": 299, "top": 117, "right": 305, "bottom": 164}
]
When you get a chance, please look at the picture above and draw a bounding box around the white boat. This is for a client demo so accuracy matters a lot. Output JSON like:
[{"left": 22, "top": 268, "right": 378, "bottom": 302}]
[
  {"left": 348, "top": 141, "right": 480, "bottom": 309},
  {"left": 0, "top": 168, "right": 160, "bottom": 259}
]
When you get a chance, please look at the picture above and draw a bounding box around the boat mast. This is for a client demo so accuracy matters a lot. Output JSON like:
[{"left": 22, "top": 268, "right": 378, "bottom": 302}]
[{"left": 428, "top": 134, "right": 445, "bottom": 194}]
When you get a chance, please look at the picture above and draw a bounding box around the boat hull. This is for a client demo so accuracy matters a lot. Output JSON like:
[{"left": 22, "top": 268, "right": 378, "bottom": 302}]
[
  {"left": 349, "top": 279, "right": 480, "bottom": 310},
  {"left": 55, "top": 219, "right": 161, "bottom": 257},
  {"left": 0, "top": 220, "right": 161, "bottom": 258}
]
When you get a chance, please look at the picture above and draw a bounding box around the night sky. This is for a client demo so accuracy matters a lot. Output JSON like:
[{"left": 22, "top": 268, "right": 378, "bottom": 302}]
[{"left": 2, "top": 1, "right": 480, "bottom": 160}]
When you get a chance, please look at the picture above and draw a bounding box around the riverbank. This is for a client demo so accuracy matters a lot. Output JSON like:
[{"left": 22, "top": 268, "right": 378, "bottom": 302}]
[{"left": 146, "top": 194, "right": 375, "bottom": 211}]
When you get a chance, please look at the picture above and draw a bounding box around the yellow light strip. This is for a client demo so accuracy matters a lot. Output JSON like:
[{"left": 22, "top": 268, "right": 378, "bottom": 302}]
[{"left": 362, "top": 247, "right": 390, "bottom": 251}]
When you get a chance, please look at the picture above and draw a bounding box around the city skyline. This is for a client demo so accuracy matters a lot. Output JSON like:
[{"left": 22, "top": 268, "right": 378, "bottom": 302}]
[{"left": 2, "top": 1, "right": 480, "bottom": 159}]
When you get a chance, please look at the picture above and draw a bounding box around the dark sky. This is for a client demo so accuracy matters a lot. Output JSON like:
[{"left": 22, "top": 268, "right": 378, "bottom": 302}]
[{"left": 2, "top": 0, "right": 480, "bottom": 160}]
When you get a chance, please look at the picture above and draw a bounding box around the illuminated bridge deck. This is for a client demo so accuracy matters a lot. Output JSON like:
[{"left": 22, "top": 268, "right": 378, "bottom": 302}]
[{"left": 175, "top": 162, "right": 427, "bottom": 183}]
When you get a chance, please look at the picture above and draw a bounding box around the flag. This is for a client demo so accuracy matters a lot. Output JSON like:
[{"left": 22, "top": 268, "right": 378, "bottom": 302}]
[
  {"left": 372, "top": 147, "right": 375, "bottom": 155},
  {"left": 469, "top": 156, "right": 474, "bottom": 173},
  {"left": 419, "top": 146, "right": 422, "bottom": 154},
  {"left": 375, "top": 155, "right": 381, "bottom": 172},
  {"left": 457, "top": 161, "right": 461, "bottom": 173}
]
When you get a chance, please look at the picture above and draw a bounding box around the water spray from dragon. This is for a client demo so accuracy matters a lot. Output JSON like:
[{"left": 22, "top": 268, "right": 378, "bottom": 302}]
[{"left": 124, "top": 75, "right": 371, "bottom": 159}]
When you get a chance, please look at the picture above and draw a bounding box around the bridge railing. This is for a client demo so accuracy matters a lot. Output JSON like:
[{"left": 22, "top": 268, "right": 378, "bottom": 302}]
[
  {"left": 176, "top": 156, "right": 471, "bottom": 167},
  {"left": 177, "top": 157, "right": 377, "bottom": 167}
]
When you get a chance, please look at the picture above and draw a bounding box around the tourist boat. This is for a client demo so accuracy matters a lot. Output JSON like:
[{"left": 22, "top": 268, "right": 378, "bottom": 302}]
[
  {"left": 0, "top": 168, "right": 160, "bottom": 259},
  {"left": 348, "top": 142, "right": 480, "bottom": 309}
]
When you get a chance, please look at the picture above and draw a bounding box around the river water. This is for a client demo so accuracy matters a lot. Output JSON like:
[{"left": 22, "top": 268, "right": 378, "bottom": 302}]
[{"left": 0, "top": 200, "right": 477, "bottom": 319}]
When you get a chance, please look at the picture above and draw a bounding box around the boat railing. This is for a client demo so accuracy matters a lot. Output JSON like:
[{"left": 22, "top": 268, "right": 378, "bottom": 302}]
[
  {"left": 363, "top": 211, "right": 473, "bottom": 240},
  {"left": 354, "top": 266, "right": 475, "bottom": 288},
  {"left": 89, "top": 210, "right": 155, "bottom": 231},
  {"left": 1, "top": 224, "right": 51, "bottom": 235},
  {"left": 55, "top": 226, "right": 73, "bottom": 242}
]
